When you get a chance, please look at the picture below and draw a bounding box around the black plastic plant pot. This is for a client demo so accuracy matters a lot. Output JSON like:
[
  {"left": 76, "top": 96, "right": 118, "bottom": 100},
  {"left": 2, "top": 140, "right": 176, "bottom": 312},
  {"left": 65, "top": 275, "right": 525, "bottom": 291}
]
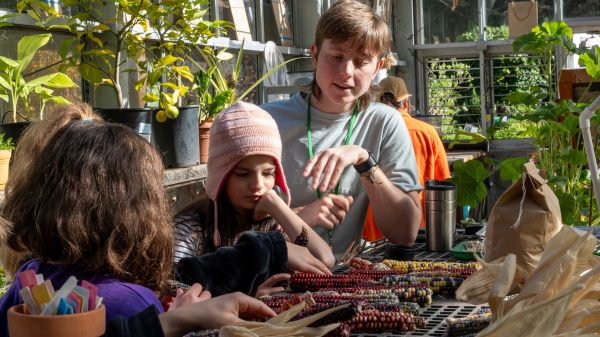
[
  {"left": 95, "top": 108, "right": 152, "bottom": 142},
  {"left": 0, "top": 121, "right": 32, "bottom": 146},
  {"left": 151, "top": 105, "right": 200, "bottom": 168},
  {"left": 384, "top": 244, "right": 418, "bottom": 261}
]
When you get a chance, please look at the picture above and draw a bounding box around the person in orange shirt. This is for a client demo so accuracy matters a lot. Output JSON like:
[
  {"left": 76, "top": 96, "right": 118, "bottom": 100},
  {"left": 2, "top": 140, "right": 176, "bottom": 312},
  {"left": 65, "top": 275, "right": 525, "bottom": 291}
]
[{"left": 363, "top": 76, "right": 451, "bottom": 241}]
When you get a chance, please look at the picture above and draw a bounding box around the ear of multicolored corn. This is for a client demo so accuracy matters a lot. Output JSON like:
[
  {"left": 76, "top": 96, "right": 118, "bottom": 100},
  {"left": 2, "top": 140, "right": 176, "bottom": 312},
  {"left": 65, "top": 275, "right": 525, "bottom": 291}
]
[
  {"left": 381, "top": 260, "right": 480, "bottom": 278},
  {"left": 379, "top": 275, "right": 464, "bottom": 295},
  {"left": 289, "top": 273, "right": 373, "bottom": 292},
  {"left": 446, "top": 309, "right": 492, "bottom": 337}
]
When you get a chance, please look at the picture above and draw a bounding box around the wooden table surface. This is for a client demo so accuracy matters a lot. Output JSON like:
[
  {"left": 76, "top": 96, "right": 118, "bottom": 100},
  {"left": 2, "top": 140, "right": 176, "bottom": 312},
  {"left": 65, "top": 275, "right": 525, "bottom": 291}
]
[{"left": 447, "top": 150, "right": 485, "bottom": 164}]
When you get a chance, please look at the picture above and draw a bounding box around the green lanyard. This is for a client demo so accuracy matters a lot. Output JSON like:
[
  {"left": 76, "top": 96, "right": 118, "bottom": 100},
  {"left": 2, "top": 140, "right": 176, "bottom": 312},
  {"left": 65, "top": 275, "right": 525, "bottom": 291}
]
[{"left": 306, "top": 94, "right": 359, "bottom": 199}]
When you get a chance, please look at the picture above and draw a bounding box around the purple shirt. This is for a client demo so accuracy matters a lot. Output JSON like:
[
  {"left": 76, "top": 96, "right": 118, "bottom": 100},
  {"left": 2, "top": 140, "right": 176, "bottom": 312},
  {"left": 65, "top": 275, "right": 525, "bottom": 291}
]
[{"left": 0, "top": 259, "right": 163, "bottom": 337}]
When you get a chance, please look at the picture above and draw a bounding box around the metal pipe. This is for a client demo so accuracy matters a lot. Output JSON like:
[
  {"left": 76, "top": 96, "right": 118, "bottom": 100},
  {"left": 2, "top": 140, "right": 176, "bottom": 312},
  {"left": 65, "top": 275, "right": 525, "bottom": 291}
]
[{"left": 579, "top": 95, "right": 600, "bottom": 212}]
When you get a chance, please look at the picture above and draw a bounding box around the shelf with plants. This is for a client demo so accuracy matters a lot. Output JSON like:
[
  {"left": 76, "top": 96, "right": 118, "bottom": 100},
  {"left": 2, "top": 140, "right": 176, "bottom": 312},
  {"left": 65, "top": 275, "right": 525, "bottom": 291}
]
[{"left": 450, "top": 21, "right": 600, "bottom": 226}]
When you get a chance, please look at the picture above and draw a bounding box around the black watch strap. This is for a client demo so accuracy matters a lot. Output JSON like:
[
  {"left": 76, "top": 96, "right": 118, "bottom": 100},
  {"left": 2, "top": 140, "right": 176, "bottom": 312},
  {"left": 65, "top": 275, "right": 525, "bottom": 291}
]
[{"left": 354, "top": 152, "right": 378, "bottom": 174}]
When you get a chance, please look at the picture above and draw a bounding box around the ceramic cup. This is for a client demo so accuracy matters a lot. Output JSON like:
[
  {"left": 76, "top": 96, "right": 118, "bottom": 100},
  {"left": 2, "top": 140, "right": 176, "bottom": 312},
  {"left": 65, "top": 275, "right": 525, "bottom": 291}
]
[{"left": 7, "top": 304, "right": 106, "bottom": 337}]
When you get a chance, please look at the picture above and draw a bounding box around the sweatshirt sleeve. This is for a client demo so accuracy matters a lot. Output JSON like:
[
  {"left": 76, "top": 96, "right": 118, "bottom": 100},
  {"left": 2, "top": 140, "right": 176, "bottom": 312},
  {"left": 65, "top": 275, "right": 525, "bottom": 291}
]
[
  {"left": 174, "top": 231, "right": 288, "bottom": 297},
  {"left": 103, "top": 306, "right": 164, "bottom": 337}
]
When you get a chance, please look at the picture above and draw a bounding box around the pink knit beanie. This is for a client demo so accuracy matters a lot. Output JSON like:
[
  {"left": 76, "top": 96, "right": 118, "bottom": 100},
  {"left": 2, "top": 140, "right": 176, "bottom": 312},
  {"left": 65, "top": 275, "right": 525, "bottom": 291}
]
[{"left": 206, "top": 101, "right": 289, "bottom": 246}]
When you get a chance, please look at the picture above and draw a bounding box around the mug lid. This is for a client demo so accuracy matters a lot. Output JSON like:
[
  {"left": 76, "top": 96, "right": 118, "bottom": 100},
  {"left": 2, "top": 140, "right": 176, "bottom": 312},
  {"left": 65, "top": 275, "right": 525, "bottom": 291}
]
[{"left": 425, "top": 179, "right": 456, "bottom": 190}]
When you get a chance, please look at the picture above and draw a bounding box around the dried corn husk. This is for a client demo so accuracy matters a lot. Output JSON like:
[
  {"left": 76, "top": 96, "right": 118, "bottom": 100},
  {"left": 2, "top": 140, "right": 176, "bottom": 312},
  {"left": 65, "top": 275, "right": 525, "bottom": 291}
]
[
  {"left": 460, "top": 225, "right": 600, "bottom": 336},
  {"left": 476, "top": 284, "right": 581, "bottom": 337},
  {"left": 505, "top": 227, "right": 598, "bottom": 311},
  {"left": 456, "top": 254, "right": 517, "bottom": 306},
  {"left": 219, "top": 301, "right": 346, "bottom": 337}
]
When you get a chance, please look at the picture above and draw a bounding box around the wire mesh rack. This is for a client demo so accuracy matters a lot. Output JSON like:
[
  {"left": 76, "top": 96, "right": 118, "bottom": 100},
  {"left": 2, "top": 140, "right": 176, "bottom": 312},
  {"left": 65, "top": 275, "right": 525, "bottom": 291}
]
[{"left": 339, "top": 237, "right": 488, "bottom": 337}]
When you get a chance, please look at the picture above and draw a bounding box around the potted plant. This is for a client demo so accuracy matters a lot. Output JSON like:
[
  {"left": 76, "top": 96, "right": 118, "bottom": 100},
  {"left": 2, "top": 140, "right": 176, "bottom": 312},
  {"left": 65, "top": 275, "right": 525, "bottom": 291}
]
[
  {"left": 18, "top": 0, "right": 154, "bottom": 140},
  {"left": 0, "top": 133, "right": 15, "bottom": 189},
  {"left": 135, "top": 0, "right": 229, "bottom": 167},
  {"left": 0, "top": 33, "right": 77, "bottom": 143},
  {"left": 189, "top": 43, "right": 303, "bottom": 163}
]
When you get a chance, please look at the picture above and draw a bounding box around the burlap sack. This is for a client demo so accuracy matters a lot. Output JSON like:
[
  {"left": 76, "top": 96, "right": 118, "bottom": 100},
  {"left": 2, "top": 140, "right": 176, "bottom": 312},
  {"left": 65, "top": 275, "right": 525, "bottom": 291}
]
[{"left": 485, "top": 161, "right": 562, "bottom": 281}]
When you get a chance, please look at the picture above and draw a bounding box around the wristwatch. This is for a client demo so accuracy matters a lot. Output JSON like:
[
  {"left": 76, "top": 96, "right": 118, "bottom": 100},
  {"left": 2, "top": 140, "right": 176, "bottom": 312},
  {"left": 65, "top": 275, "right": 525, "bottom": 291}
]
[{"left": 354, "top": 152, "right": 378, "bottom": 174}]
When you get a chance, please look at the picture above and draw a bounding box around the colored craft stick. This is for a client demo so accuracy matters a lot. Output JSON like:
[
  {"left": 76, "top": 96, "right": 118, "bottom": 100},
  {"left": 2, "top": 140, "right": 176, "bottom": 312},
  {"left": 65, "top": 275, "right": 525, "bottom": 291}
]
[
  {"left": 81, "top": 280, "right": 98, "bottom": 310},
  {"left": 57, "top": 298, "right": 73, "bottom": 315},
  {"left": 43, "top": 279, "right": 55, "bottom": 297},
  {"left": 67, "top": 292, "right": 83, "bottom": 313},
  {"left": 19, "top": 287, "right": 41, "bottom": 315},
  {"left": 17, "top": 270, "right": 37, "bottom": 289},
  {"left": 31, "top": 282, "right": 52, "bottom": 306},
  {"left": 72, "top": 286, "right": 89, "bottom": 312},
  {"left": 40, "top": 276, "right": 77, "bottom": 316},
  {"left": 64, "top": 297, "right": 78, "bottom": 314},
  {"left": 96, "top": 297, "right": 103, "bottom": 309}
]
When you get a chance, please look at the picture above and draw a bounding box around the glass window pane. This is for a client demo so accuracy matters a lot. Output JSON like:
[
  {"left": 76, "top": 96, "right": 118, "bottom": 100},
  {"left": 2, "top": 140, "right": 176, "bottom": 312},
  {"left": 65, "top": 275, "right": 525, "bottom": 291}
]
[
  {"left": 183, "top": 49, "right": 257, "bottom": 107},
  {"left": 235, "top": 54, "right": 259, "bottom": 103},
  {"left": 564, "top": 0, "right": 600, "bottom": 18},
  {"left": 485, "top": 0, "right": 554, "bottom": 41},
  {"left": 418, "top": 0, "right": 479, "bottom": 44},
  {"left": 217, "top": 0, "right": 256, "bottom": 41},
  {"left": 0, "top": 28, "right": 81, "bottom": 122},
  {"left": 0, "top": 0, "right": 15, "bottom": 10},
  {"left": 263, "top": 0, "right": 294, "bottom": 46},
  {"left": 424, "top": 57, "right": 482, "bottom": 139},
  {"left": 354, "top": 0, "right": 393, "bottom": 32}
]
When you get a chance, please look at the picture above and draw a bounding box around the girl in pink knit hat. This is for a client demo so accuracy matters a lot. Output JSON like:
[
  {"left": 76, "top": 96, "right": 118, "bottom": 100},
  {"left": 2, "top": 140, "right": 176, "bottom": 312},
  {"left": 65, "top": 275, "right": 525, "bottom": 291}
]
[{"left": 174, "top": 102, "right": 334, "bottom": 297}]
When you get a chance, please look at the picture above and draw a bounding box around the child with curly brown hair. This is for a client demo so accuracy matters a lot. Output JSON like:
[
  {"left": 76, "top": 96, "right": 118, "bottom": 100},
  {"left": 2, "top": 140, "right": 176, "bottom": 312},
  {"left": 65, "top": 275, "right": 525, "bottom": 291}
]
[{"left": 0, "top": 103, "right": 275, "bottom": 337}]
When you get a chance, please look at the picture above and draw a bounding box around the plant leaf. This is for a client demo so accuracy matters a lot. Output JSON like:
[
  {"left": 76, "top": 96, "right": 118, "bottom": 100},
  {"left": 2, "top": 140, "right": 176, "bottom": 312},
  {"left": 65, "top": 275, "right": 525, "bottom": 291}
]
[
  {"left": 447, "top": 160, "right": 490, "bottom": 207},
  {"left": 497, "top": 157, "right": 528, "bottom": 181},
  {"left": 0, "top": 56, "right": 20, "bottom": 68},
  {"left": 578, "top": 46, "right": 600, "bottom": 80},
  {"left": 17, "top": 33, "right": 51, "bottom": 71},
  {"left": 25, "top": 72, "right": 77, "bottom": 89},
  {"left": 79, "top": 63, "right": 104, "bottom": 84}
]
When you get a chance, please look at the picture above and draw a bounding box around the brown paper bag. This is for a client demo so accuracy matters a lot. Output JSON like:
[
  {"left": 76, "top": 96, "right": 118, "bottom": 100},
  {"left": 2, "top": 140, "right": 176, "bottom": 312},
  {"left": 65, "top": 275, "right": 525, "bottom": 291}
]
[
  {"left": 508, "top": 0, "right": 538, "bottom": 38},
  {"left": 485, "top": 161, "right": 562, "bottom": 283}
]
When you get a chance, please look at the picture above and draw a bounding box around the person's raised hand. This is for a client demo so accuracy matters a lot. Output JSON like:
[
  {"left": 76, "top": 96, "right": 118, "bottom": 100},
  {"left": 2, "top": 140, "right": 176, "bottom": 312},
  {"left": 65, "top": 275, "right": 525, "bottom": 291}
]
[
  {"left": 286, "top": 242, "right": 332, "bottom": 275},
  {"left": 169, "top": 283, "right": 212, "bottom": 311},
  {"left": 304, "top": 145, "right": 368, "bottom": 193},
  {"left": 296, "top": 194, "right": 353, "bottom": 230},
  {"left": 255, "top": 273, "right": 291, "bottom": 298}
]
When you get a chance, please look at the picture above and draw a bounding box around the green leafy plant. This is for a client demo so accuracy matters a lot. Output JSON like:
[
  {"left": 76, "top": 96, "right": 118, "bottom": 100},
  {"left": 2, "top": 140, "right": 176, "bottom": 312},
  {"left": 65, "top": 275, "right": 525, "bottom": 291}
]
[
  {"left": 135, "top": 0, "right": 232, "bottom": 122},
  {"left": 190, "top": 44, "right": 304, "bottom": 123},
  {"left": 0, "top": 265, "right": 6, "bottom": 298},
  {"left": 0, "top": 133, "right": 15, "bottom": 150},
  {"left": 506, "top": 21, "right": 600, "bottom": 226},
  {"left": 449, "top": 156, "right": 528, "bottom": 208},
  {"left": 0, "top": 33, "right": 77, "bottom": 122},
  {"left": 18, "top": 0, "right": 153, "bottom": 108}
]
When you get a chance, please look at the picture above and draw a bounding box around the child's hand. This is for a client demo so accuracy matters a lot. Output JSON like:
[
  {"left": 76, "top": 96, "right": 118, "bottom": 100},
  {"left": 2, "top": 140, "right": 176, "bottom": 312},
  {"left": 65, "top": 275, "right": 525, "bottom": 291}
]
[
  {"left": 169, "top": 283, "right": 212, "bottom": 311},
  {"left": 253, "top": 189, "right": 280, "bottom": 221},
  {"left": 255, "top": 273, "right": 291, "bottom": 298},
  {"left": 286, "top": 242, "right": 332, "bottom": 275}
]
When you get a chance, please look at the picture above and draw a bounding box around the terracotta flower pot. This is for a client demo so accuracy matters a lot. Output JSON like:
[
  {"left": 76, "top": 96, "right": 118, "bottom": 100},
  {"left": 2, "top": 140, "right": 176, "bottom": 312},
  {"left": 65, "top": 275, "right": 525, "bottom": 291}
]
[
  {"left": 199, "top": 120, "right": 212, "bottom": 164},
  {"left": 7, "top": 304, "right": 106, "bottom": 337}
]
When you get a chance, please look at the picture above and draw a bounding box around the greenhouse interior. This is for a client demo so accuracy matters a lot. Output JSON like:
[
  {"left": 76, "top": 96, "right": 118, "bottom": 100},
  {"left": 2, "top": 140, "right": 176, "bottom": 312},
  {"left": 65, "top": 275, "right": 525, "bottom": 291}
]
[{"left": 0, "top": 0, "right": 600, "bottom": 336}]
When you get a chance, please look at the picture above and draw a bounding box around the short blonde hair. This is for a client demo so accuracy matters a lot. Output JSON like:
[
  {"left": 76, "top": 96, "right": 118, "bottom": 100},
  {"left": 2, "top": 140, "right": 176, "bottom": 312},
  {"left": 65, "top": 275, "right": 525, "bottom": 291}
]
[{"left": 311, "top": 0, "right": 391, "bottom": 111}]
